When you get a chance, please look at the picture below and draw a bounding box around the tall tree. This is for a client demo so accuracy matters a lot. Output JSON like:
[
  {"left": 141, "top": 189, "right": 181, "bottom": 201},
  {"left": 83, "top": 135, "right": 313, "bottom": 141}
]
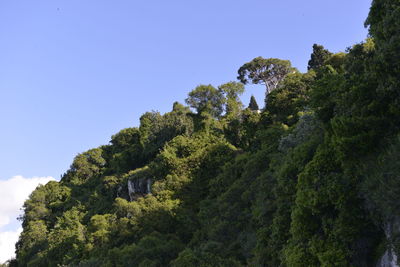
[
  {"left": 248, "top": 95, "right": 259, "bottom": 111},
  {"left": 237, "top": 57, "right": 294, "bottom": 105},
  {"left": 237, "top": 57, "right": 293, "bottom": 94},
  {"left": 307, "top": 44, "right": 332, "bottom": 70}
]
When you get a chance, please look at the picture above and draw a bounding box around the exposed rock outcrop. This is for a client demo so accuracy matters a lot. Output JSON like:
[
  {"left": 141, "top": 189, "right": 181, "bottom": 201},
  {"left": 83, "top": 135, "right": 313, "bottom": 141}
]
[
  {"left": 127, "top": 178, "right": 151, "bottom": 201},
  {"left": 377, "top": 219, "right": 400, "bottom": 267}
]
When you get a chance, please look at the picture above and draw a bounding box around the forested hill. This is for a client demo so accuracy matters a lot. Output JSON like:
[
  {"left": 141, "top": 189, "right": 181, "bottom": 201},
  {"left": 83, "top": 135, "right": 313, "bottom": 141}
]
[{"left": 11, "top": 0, "right": 400, "bottom": 266}]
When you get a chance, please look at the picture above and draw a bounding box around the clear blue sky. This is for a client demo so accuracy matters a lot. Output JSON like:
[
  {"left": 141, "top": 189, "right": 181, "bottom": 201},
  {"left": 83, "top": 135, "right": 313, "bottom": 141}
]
[{"left": 0, "top": 0, "right": 371, "bottom": 180}]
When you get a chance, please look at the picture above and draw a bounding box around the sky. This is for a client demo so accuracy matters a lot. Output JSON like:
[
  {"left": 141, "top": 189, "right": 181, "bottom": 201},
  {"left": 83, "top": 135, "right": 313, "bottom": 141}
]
[{"left": 0, "top": 0, "right": 371, "bottom": 262}]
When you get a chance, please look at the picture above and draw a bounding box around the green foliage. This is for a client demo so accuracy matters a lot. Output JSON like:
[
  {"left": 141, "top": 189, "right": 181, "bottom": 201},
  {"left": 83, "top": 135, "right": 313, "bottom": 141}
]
[
  {"left": 171, "top": 248, "right": 242, "bottom": 267},
  {"left": 47, "top": 206, "right": 87, "bottom": 265},
  {"left": 263, "top": 128, "right": 322, "bottom": 265},
  {"left": 278, "top": 113, "right": 321, "bottom": 152},
  {"left": 325, "top": 52, "right": 346, "bottom": 72},
  {"left": 361, "top": 135, "right": 400, "bottom": 257},
  {"left": 310, "top": 65, "right": 345, "bottom": 123},
  {"left": 307, "top": 44, "right": 333, "bottom": 70},
  {"left": 362, "top": 135, "right": 400, "bottom": 220},
  {"left": 62, "top": 148, "right": 106, "bottom": 185},
  {"left": 366, "top": 0, "right": 400, "bottom": 132},
  {"left": 248, "top": 95, "right": 259, "bottom": 111},
  {"left": 109, "top": 127, "right": 143, "bottom": 173},
  {"left": 218, "top": 81, "right": 245, "bottom": 117},
  {"left": 139, "top": 107, "right": 194, "bottom": 161},
  {"left": 185, "top": 84, "right": 225, "bottom": 118},
  {"left": 15, "top": 2, "right": 399, "bottom": 266},
  {"left": 266, "top": 71, "right": 315, "bottom": 126},
  {"left": 87, "top": 214, "right": 116, "bottom": 248},
  {"left": 105, "top": 232, "right": 184, "bottom": 267},
  {"left": 237, "top": 57, "right": 294, "bottom": 106},
  {"left": 366, "top": 0, "right": 400, "bottom": 86},
  {"left": 217, "top": 81, "right": 246, "bottom": 147},
  {"left": 237, "top": 57, "right": 294, "bottom": 92}
]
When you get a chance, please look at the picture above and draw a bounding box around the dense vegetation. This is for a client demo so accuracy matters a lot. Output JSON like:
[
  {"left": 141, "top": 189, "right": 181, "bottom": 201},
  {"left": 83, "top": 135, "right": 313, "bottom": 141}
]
[{"left": 10, "top": 0, "right": 400, "bottom": 266}]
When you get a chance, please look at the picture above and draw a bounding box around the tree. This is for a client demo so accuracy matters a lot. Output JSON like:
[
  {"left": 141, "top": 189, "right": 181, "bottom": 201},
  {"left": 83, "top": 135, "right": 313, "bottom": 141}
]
[
  {"left": 237, "top": 57, "right": 293, "bottom": 95},
  {"left": 185, "top": 85, "right": 225, "bottom": 118},
  {"left": 218, "top": 81, "right": 245, "bottom": 117},
  {"left": 172, "top": 101, "right": 190, "bottom": 113},
  {"left": 325, "top": 52, "right": 346, "bottom": 72},
  {"left": 111, "top": 128, "right": 140, "bottom": 152},
  {"left": 248, "top": 95, "right": 259, "bottom": 111},
  {"left": 64, "top": 148, "right": 106, "bottom": 184},
  {"left": 265, "top": 72, "right": 315, "bottom": 126},
  {"left": 365, "top": 0, "right": 400, "bottom": 129},
  {"left": 109, "top": 128, "right": 143, "bottom": 173},
  {"left": 138, "top": 109, "right": 194, "bottom": 161},
  {"left": 307, "top": 44, "right": 332, "bottom": 70}
]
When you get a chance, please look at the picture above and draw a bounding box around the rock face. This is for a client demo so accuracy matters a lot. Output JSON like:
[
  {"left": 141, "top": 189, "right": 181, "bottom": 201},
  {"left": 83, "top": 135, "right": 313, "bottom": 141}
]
[
  {"left": 127, "top": 178, "right": 151, "bottom": 201},
  {"left": 378, "top": 250, "right": 398, "bottom": 267},
  {"left": 377, "top": 219, "right": 400, "bottom": 267}
]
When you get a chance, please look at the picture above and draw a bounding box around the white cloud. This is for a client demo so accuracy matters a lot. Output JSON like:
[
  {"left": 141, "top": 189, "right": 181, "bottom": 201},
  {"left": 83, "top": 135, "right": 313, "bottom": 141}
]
[
  {"left": 0, "top": 176, "right": 55, "bottom": 263},
  {"left": 0, "top": 228, "right": 22, "bottom": 263}
]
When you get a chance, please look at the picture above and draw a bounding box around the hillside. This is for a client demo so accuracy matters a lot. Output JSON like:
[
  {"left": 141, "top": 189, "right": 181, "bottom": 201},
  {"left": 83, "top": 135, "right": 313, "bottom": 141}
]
[{"left": 12, "top": 0, "right": 400, "bottom": 266}]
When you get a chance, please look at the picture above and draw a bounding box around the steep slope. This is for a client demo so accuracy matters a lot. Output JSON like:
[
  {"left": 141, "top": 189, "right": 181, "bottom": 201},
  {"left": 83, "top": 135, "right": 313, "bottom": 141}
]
[{"left": 12, "top": 1, "right": 400, "bottom": 266}]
